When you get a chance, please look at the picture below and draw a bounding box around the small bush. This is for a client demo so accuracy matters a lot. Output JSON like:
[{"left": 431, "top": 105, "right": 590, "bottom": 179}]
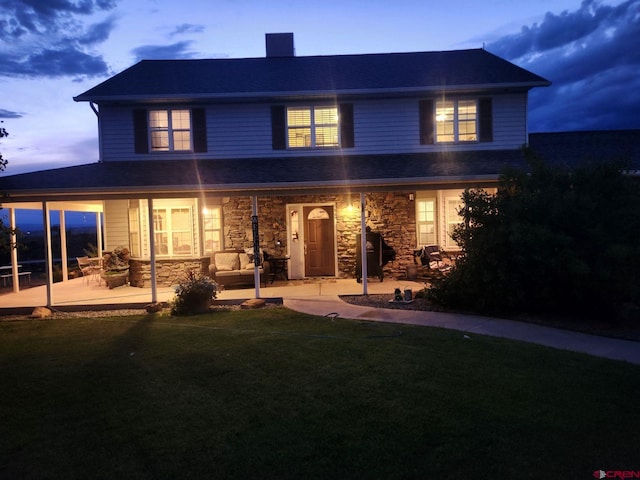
[{"left": 171, "top": 271, "right": 218, "bottom": 316}]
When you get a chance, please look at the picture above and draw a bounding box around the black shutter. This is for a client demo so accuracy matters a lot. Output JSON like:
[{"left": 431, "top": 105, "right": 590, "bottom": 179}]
[
  {"left": 419, "top": 100, "right": 434, "bottom": 145},
  {"left": 479, "top": 97, "right": 493, "bottom": 142},
  {"left": 133, "top": 109, "right": 149, "bottom": 154},
  {"left": 192, "top": 108, "right": 208, "bottom": 153},
  {"left": 339, "top": 103, "right": 355, "bottom": 148},
  {"left": 271, "top": 105, "right": 286, "bottom": 150}
]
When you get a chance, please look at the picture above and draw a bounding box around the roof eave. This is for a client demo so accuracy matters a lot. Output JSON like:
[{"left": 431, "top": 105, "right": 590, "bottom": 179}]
[
  {"left": 0, "top": 175, "right": 501, "bottom": 203},
  {"left": 73, "top": 81, "right": 550, "bottom": 104}
]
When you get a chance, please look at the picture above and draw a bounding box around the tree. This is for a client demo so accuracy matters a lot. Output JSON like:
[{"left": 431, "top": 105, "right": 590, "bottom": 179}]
[
  {"left": 1, "top": 122, "right": 16, "bottom": 255},
  {"left": 0, "top": 121, "right": 7, "bottom": 172},
  {"left": 427, "top": 148, "right": 640, "bottom": 320}
]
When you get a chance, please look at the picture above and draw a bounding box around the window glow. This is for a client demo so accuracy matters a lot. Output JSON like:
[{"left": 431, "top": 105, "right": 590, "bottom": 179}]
[
  {"left": 287, "top": 106, "right": 339, "bottom": 148},
  {"left": 435, "top": 100, "right": 477, "bottom": 143},
  {"left": 150, "top": 109, "right": 192, "bottom": 152}
]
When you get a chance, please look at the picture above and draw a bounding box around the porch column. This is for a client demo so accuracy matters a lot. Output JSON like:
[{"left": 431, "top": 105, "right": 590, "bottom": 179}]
[
  {"left": 43, "top": 202, "right": 53, "bottom": 307},
  {"left": 60, "top": 210, "right": 69, "bottom": 282},
  {"left": 359, "top": 192, "right": 368, "bottom": 295},
  {"left": 9, "top": 208, "right": 19, "bottom": 293},
  {"left": 147, "top": 198, "right": 158, "bottom": 303},
  {"left": 251, "top": 195, "right": 261, "bottom": 299},
  {"left": 96, "top": 211, "right": 103, "bottom": 259}
]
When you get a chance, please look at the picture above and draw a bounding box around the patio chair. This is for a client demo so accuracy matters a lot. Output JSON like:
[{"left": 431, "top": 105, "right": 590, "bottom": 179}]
[
  {"left": 77, "top": 256, "right": 100, "bottom": 284},
  {"left": 414, "top": 245, "right": 450, "bottom": 271}
]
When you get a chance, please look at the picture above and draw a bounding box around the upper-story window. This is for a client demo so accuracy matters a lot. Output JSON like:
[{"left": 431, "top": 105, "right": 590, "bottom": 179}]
[
  {"left": 419, "top": 97, "right": 492, "bottom": 145},
  {"left": 287, "top": 106, "right": 339, "bottom": 148},
  {"left": 435, "top": 100, "right": 477, "bottom": 143},
  {"left": 149, "top": 109, "right": 192, "bottom": 151},
  {"left": 133, "top": 107, "right": 207, "bottom": 154},
  {"left": 271, "top": 104, "right": 354, "bottom": 150}
]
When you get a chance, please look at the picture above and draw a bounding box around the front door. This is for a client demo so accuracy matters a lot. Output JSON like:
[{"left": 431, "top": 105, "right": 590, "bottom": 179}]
[{"left": 303, "top": 206, "right": 335, "bottom": 277}]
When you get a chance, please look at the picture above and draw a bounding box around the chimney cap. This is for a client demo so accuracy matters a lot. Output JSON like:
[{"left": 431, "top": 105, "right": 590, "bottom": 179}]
[{"left": 266, "top": 33, "right": 295, "bottom": 57}]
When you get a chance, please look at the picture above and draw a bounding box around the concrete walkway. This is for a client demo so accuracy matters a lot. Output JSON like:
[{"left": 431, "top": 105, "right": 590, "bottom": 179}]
[{"left": 284, "top": 296, "right": 640, "bottom": 366}]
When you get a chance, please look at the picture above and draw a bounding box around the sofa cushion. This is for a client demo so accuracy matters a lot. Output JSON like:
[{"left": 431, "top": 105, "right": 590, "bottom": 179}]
[
  {"left": 239, "top": 253, "right": 252, "bottom": 269},
  {"left": 215, "top": 252, "right": 240, "bottom": 271},
  {"left": 214, "top": 270, "right": 242, "bottom": 278}
]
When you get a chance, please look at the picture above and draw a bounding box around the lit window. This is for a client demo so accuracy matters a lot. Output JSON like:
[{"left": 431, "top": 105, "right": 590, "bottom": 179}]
[
  {"left": 153, "top": 207, "right": 193, "bottom": 256},
  {"left": 287, "top": 106, "right": 339, "bottom": 148},
  {"left": 417, "top": 199, "right": 436, "bottom": 245},
  {"left": 436, "top": 100, "right": 477, "bottom": 143},
  {"left": 202, "top": 206, "right": 222, "bottom": 254},
  {"left": 149, "top": 109, "right": 192, "bottom": 151}
]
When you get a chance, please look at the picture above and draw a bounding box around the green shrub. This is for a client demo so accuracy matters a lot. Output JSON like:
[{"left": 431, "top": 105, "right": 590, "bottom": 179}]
[{"left": 171, "top": 271, "right": 218, "bottom": 316}]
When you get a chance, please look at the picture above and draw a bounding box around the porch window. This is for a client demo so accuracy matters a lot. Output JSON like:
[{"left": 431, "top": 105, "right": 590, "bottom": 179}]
[
  {"left": 287, "top": 106, "right": 339, "bottom": 148},
  {"left": 416, "top": 198, "right": 436, "bottom": 246},
  {"left": 435, "top": 99, "right": 477, "bottom": 143},
  {"left": 149, "top": 109, "right": 192, "bottom": 151},
  {"left": 202, "top": 206, "right": 222, "bottom": 254},
  {"left": 153, "top": 207, "right": 193, "bottom": 256},
  {"left": 444, "top": 196, "right": 463, "bottom": 249}
]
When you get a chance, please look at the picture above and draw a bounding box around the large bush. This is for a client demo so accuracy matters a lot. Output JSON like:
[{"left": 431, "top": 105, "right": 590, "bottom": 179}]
[{"left": 428, "top": 150, "right": 640, "bottom": 319}]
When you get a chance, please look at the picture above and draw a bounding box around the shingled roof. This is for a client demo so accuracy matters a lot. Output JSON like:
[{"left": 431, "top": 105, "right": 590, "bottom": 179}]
[
  {"left": 74, "top": 49, "right": 550, "bottom": 104},
  {"left": 0, "top": 150, "right": 526, "bottom": 202}
]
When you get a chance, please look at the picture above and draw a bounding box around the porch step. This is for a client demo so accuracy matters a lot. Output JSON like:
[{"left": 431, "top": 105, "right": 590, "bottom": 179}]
[{"left": 241, "top": 298, "right": 266, "bottom": 309}]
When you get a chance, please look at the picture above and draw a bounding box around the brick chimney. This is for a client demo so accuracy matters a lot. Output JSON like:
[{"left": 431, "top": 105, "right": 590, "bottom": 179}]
[{"left": 266, "top": 33, "right": 295, "bottom": 58}]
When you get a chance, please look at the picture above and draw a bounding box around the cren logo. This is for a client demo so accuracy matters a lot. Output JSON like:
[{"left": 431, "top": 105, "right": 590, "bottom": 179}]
[{"left": 594, "top": 471, "right": 640, "bottom": 479}]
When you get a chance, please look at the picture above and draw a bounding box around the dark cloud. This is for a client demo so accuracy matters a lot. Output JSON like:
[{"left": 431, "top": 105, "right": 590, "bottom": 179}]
[
  {"left": 131, "top": 41, "right": 198, "bottom": 62},
  {"left": 488, "top": 0, "right": 640, "bottom": 132},
  {"left": 0, "top": 109, "right": 23, "bottom": 119},
  {"left": 170, "top": 23, "right": 205, "bottom": 37},
  {"left": 0, "top": 0, "right": 117, "bottom": 78}
]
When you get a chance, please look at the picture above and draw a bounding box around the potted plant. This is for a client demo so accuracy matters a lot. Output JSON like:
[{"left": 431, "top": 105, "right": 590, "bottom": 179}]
[
  {"left": 100, "top": 246, "right": 130, "bottom": 288},
  {"left": 171, "top": 271, "right": 218, "bottom": 315}
]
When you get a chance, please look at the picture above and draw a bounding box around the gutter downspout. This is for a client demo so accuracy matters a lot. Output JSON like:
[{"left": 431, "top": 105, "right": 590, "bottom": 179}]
[{"left": 89, "top": 102, "right": 103, "bottom": 163}]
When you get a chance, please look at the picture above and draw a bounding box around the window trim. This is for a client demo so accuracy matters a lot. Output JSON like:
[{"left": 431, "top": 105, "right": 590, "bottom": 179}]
[
  {"left": 133, "top": 107, "right": 207, "bottom": 154},
  {"left": 153, "top": 206, "right": 194, "bottom": 257},
  {"left": 286, "top": 105, "right": 340, "bottom": 149},
  {"left": 416, "top": 197, "right": 437, "bottom": 247},
  {"left": 149, "top": 108, "right": 192, "bottom": 152},
  {"left": 420, "top": 97, "right": 492, "bottom": 145},
  {"left": 435, "top": 99, "right": 478, "bottom": 144},
  {"left": 272, "top": 104, "right": 354, "bottom": 150},
  {"left": 202, "top": 205, "right": 223, "bottom": 255}
]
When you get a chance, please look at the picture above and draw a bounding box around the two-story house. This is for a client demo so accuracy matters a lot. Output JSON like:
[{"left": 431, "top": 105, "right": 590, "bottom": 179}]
[{"left": 0, "top": 33, "right": 552, "bottom": 297}]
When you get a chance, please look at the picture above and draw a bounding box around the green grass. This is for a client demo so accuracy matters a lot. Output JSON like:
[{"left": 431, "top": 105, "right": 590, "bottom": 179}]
[{"left": 1, "top": 308, "right": 638, "bottom": 479}]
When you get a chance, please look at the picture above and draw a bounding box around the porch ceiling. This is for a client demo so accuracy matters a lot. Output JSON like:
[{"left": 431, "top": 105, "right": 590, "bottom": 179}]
[{"left": 0, "top": 150, "right": 524, "bottom": 203}]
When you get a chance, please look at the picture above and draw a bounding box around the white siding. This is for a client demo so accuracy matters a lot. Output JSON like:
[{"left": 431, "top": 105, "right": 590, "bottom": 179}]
[
  {"left": 103, "top": 199, "right": 130, "bottom": 250},
  {"left": 98, "top": 92, "right": 529, "bottom": 162}
]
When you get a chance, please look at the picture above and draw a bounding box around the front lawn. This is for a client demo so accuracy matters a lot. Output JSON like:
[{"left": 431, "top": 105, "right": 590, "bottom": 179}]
[{"left": 1, "top": 308, "right": 638, "bottom": 479}]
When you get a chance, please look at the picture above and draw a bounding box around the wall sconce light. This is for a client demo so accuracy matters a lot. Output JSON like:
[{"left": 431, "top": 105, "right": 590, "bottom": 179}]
[{"left": 409, "top": 193, "right": 415, "bottom": 201}]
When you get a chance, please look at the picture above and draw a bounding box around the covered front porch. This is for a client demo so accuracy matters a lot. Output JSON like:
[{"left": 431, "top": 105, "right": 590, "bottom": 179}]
[{"left": 0, "top": 275, "right": 429, "bottom": 313}]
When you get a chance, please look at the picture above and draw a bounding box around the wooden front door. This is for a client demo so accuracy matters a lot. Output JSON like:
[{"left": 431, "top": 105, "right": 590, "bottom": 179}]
[{"left": 303, "top": 206, "right": 335, "bottom": 277}]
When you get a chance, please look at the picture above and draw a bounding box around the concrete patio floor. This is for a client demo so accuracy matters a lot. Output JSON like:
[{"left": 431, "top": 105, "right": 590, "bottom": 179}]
[{"left": 0, "top": 275, "right": 427, "bottom": 312}]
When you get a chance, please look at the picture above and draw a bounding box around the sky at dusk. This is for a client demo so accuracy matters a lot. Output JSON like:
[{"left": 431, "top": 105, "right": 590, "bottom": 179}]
[{"left": 0, "top": 0, "right": 639, "bottom": 176}]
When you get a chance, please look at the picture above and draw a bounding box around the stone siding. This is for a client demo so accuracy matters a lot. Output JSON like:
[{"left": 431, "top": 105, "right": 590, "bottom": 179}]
[
  {"left": 220, "top": 193, "right": 417, "bottom": 280},
  {"left": 129, "top": 257, "right": 210, "bottom": 288}
]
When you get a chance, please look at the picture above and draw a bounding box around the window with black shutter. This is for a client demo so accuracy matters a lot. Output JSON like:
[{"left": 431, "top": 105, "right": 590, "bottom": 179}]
[{"left": 479, "top": 97, "right": 493, "bottom": 142}]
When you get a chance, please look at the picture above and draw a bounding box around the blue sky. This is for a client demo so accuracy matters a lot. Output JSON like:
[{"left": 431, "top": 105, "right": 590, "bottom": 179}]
[{"left": 0, "top": 0, "right": 638, "bottom": 176}]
